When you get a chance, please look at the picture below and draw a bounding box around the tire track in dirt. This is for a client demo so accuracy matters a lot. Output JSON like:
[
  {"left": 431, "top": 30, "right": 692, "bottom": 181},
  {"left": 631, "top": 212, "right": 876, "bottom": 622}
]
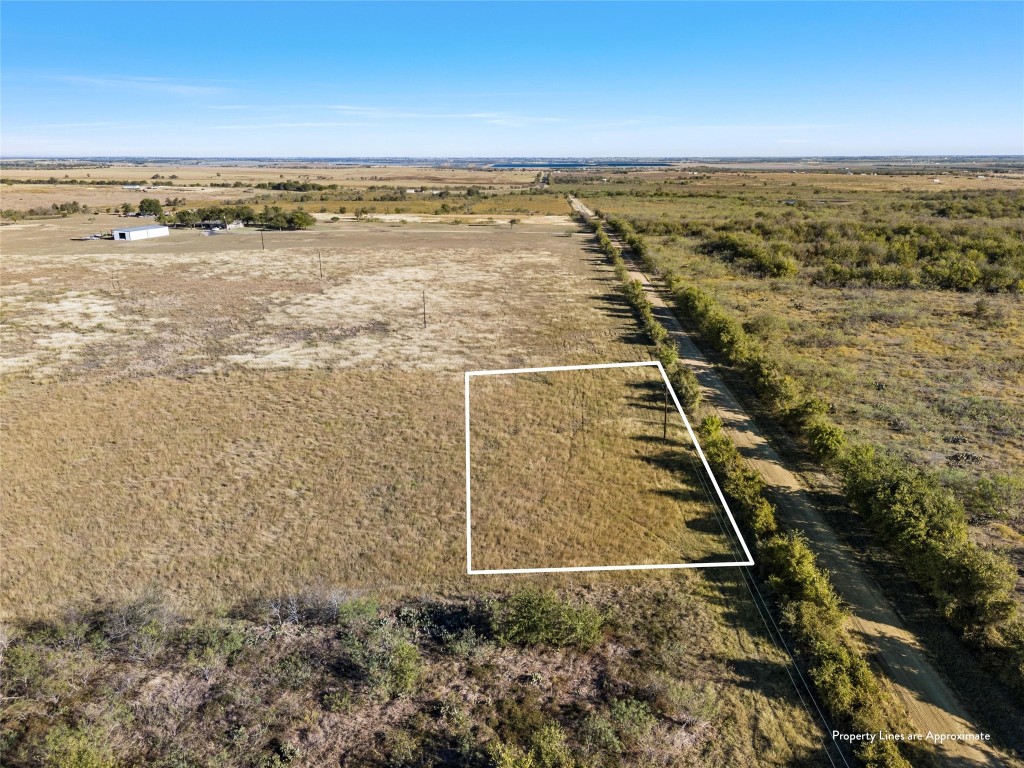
[{"left": 568, "top": 197, "right": 1009, "bottom": 767}]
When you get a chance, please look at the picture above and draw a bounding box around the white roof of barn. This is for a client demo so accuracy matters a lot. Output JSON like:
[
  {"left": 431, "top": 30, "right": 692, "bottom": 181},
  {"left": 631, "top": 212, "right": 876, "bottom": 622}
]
[{"left": 113, "top": 224, "right": 168, "bottom": 233}]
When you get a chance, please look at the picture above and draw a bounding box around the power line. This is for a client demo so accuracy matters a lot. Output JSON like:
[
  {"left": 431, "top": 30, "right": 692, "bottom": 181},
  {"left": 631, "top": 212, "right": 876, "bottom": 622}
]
[{"left": 684, "top": 447, "right": 850, "bottom": 768}]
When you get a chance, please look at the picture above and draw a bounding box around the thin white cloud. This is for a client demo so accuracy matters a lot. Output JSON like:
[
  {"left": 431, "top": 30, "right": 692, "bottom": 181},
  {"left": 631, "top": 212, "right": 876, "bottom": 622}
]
[
  {"left": 58, "top": 75, "right": 227, "bottom": 97},
  {"left": 327, "top": 104, "right": 563, "bottom": 124},
  {"left": 21, "top": 120, "right": 132, "bottom": 130},
  {"left": 209, "top": 121, "right": 383, "bottom": 130}
]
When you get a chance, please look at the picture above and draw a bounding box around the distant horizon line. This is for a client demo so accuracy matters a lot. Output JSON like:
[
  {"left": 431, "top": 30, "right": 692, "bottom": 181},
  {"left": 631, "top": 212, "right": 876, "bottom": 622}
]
[{"left": 3, "top": 154, "right": 1023, "bottom": 161}]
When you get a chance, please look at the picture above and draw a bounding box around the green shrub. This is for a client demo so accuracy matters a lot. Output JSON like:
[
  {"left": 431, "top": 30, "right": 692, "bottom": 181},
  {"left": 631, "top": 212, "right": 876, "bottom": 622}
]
[
  {"left": 179, "top": 622, "right": 246, "bottom": 666},
  {"left": 753, "top": 242, "right": 799, "bottom": 277},
  {"left": 338, "top": 617, "right": 422, "bottom": 699},
  {"left": 336, "top": 596, "right": 381, "bottom": 626},
  {"left": 698, "top": 416, "right": 778, "bottom": 540},
  {"left": 44, "top": 725, "right": 115, "bottom": 768},
  {"left": 494, "top": 589, "right": 603, "bottom": 650},
  {"left": 760, "top": 533, "right": 843, "bottom": 612},
  {"left": 743, "top": 312, "right": 789, "bottom": 341},
  {"left": 745, "top": 353, "right": 801, "bottom": 412},
  {"left": 275, "top": 650, "right": 314, "bottom": 689},
  {"left": 666, "top": 361, "right": 701, "bottom": 411},
  {"left": 321, "top": 688, "right": 352, "bottom": 713},
  {"left": 580, "top": 713, "right": 621, "bottom": 755},
  {"left": 655, "top": 341, "right": 678, "bottom": 369},
  {"left": 530, "top": 724, "right": 574, "bottom": 768},
  {"left": 942, "top": 543, "right": 1017, "bottom": 628},
  {"left": 378, "top": 638, "right": 422, "bottom": 697},
  {"left": 488, "top": 741, "right": 536, "bottom": 768},
  {"left": 923, "top": 253, "right": 982, "bottom": 290},
  {"left": 381, "top": 730, "right": 422, "bottom": 768},
  {"left": 804, "top": 415, "right": 848, "bottom": 463},
  {"left": 608, "top": 698, "right": 657, "bottom": 748}
]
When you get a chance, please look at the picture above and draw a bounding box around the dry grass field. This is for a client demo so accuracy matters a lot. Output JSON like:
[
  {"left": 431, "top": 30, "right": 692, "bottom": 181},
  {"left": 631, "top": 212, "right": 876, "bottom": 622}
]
[
  {"left": 0, "top": 207, "right": 828, "bottom": 766},
  {"left": 3, "top": 163, "right": 540, "bottom": 186},
  {"left": 2, "top": 213, "right": 638, "bottom": 616},
  {"left": 0, "top": 163, "right": 549, "bottom": 212},
  {"left": 1, "top": 213, "right": 747, "bottom": 615},
  {"left": 469, "top": 365, "right": 737, "bottom": 571}
]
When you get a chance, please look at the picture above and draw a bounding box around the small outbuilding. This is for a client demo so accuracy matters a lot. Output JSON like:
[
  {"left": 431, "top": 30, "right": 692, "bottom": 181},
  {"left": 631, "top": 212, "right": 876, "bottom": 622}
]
[{"left": 112, "top": 224, "right": 169, "bottom": 241}]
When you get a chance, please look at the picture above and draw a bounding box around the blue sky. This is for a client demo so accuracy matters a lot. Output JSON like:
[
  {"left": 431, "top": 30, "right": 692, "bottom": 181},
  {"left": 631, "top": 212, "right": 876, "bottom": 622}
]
[{"left": 2, "top": 1, "right": 1021, "bottom": 157}]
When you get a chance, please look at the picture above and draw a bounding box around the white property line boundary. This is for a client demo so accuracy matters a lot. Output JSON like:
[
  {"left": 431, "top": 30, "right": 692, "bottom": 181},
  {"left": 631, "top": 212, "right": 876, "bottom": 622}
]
[{"left": 464, "top": 361, "right": 755, "bottom": 575}]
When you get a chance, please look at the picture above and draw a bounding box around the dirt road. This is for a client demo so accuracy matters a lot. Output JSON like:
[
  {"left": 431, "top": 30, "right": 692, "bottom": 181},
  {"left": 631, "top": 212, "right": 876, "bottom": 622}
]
[{"left": 569, "top": 197, "right": 1010, "bottom": 767}]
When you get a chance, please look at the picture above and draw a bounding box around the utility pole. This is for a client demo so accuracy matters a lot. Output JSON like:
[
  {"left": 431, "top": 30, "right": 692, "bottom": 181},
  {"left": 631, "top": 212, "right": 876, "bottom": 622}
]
[
  {"left": 260, "top": 229, "right": 265, "bottom": 251},
  {"left": 318, "top": 250, "right": 323, "bottom": 279},
  {"left": 422, "top": 289, "right": 427, "bottom": 328}
]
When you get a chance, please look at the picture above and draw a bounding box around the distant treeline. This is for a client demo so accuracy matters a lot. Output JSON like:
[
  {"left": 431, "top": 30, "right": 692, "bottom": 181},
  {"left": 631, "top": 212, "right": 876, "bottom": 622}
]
[
  {"left": 0, "top": 176, "right": 257, "bottom": 189},
  {"left": 3, "top": 176, "right": 177, "bottom": 186},
  {"left": 1, "top": 201, "right": 88, "bottom": 219}
]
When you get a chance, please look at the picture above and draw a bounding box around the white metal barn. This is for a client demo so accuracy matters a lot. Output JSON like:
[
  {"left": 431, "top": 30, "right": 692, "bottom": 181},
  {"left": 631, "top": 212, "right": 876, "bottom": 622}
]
[{"left": 112, "top": 224, "right": 169, "bottom": 241}]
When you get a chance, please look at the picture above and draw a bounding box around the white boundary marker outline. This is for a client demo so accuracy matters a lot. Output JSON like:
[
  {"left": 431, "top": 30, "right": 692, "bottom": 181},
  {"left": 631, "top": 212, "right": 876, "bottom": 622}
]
[{"left": 465, "top": 361, "right": 755, "bottom": 575}]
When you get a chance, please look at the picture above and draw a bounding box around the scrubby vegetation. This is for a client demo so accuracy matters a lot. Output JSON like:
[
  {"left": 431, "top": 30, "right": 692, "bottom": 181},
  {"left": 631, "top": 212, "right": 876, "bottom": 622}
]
[
  {"left": 590, "top": 212, "right": 1024, "bottom": 699},
  {"left": 581, "top": 182, "right": 1024, "bottom": 292},
  {"left": 589, "top": 216, "right": 913, "bottom": 767},
  {"left": 699, "top": 416, "right": 912, "bottom": 768},
  {"left": 0, "top": 583, "right": 822, "bottom": 767}
]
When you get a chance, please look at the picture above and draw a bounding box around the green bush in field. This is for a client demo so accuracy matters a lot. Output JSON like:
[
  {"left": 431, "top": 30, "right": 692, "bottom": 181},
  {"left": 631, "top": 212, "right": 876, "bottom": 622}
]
[
  {"left": 530, "top": 724, "right": 575, "bottom": 768},
  {"left": 655, "top": 341, "right": 678, "bottom": 369},
  {"left": 804, "top": 415, "right": 848, "bottom": 463},
  {"left": 488, "top": 741, "right": 537, "bottom": 768},
  {"left": 922, "top": 253, "right": 983, "bottom": 290},
  {"left": 943, "top": 542, "right": 1018, "bottom": 629},
  {"left": 745, "top": 353, "right": 801, "bottom": 413},
  {"left": 752, "top": 242, "right": 799, "bottom": 277},
  {"left": 698, "top": 415, "right": 778, "bottom": 539},
  {"left": 841, "top": 444, "right": 1021, "bottom": 686},
  {"left": 338, "top": 614, "right": 423, "bottom": 699},
  {"left": 701, "top": 232, "right": 798, "bottom": 278},
  {"left": 179, "top": 622, "right": 246, "bottom": 667},
  {"left": 43, "top": 725, "right": 115, "bottom": 768},
  {"left": 580, "top": 713, "right": 621, "bottom": 755},
  {"left": 494, "top": 589, "right": 603, "bottom": 650},
  {"left": 761, "top": 533, "right": 843, "bottom": 613},
  {"left": 667, "top": 361, "right": 701, "bottom": 411},
  {"left": 608, "top": 698, "right": 657, "bottom": 748},
  {"left": 742, "top": 312, "right": 789, "bottom": 342},
  {"left": 381, "top": 730, "right": 422, "bottom": 768}
]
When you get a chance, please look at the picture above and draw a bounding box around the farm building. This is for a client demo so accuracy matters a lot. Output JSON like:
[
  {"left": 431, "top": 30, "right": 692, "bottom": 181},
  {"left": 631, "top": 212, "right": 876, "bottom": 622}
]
[{"left": 112, "top": 224, "right": 169, "bottom": 241}]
